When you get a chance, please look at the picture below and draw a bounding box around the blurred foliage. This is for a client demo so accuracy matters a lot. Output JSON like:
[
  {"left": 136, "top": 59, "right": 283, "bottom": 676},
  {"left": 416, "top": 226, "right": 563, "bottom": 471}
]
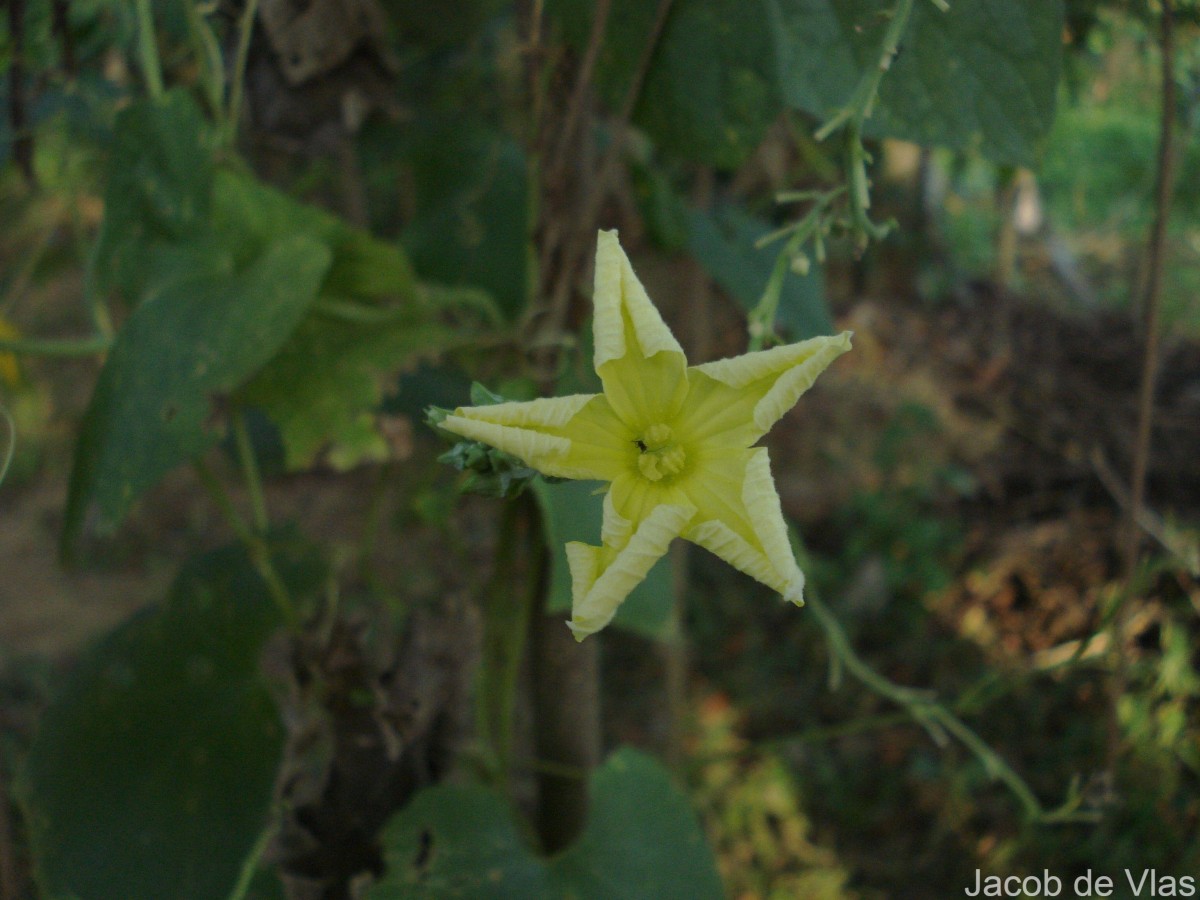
[
  {"left": 831, "top": 402, "right": 971, "bottom": 597},
  {"left": 689, "top": 695, "right": 858, "bottom": 899}
]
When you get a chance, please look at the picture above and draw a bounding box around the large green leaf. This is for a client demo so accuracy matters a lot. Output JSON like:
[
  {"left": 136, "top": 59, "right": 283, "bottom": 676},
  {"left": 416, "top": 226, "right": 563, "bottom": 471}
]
[
  {"left": 64, "top": 236, "right": 332, "bottom": 544},
  {"left": 400, "top": 119, "right": 529, "bottom": 319},
  {"left": 532, "top": 479, "right": 675, "bottom": 640},
  {"left": 768, "top": 0, "right": 1064, "bottom": 165},
  {"left": 368, "top": 747, "right": 723, "bottom": 898},
  {"left": 78, "top": 87, "right": 455, "bottom": 479},
  {"left": 209, "top": 170, "right": 418, "bottom": 302},
  {"left": 222, "top": 170, "right": 458, "bottom": 470},
  {"left": 549, "top": 0, "right": 780, "bottom": 169},
  {"left": 85, "top": 90, "right": 418, "bottom": 310},
  {"left": 239, "top": 315, "right": 465, "bottom": 470},
  {"left": 639, "top": 0, "right": 780, "bottom": 168},
  {"left": 19, "top": 537, "right": 325, "bottom": 900},
  {"left": 687, "top": 204, "right": 833, "bottom": 339},
  {"left": 90, "top": 90, "right": 217, "bottom": 301}
]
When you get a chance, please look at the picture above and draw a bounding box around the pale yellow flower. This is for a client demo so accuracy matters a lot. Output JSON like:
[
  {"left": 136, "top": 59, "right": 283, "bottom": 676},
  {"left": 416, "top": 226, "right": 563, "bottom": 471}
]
[{"left": 442, "top": 231, "right": 851, "bottom": 639}]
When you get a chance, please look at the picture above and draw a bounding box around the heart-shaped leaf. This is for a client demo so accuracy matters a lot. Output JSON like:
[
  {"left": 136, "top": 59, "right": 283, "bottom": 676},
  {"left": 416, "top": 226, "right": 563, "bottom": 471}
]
[
  {"left": 368, "top": 747, "right": 723, "bottom": 898},
  {"left": 19, "top": 537, "right": 325, "bottom": 900}
]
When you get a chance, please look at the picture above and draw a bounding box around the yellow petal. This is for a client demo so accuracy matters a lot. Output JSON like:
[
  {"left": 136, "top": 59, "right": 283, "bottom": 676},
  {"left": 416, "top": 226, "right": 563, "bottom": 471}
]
[
  {"left": 599, "top": 487, "right": 633, "bottom": 548},
  {"left": 683, "top": 448, "right": 804, "bottom": 603},
  {"left": 679, "top": 332, "right": 852, "bottom": 447},
  {"left": 442, "top": 393, "right": 631, "bottom": 481},
  {"left": 442, "top": 412, "right": 571, "bottom": 471},
  {"left": 566, "top": 499, "right": 696, "bottom": 640},
  {"left": 592, "top": 230, "right": 688, "bottom": 429},
  {"left": 456, "top": 394, "right": 596, "bottom": 428}
]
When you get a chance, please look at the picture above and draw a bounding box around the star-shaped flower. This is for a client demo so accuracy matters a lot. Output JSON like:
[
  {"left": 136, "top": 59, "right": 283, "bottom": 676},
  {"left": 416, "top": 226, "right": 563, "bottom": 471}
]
[{"left": 441, "top": 231, "right": 852, "bottom": 640}]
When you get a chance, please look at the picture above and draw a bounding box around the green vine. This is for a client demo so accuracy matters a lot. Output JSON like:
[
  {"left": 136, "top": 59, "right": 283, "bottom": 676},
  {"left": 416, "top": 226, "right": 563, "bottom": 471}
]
[
  {"left": 792, "top": 531, "right": 1101, "bottom": 825},
  {"left": 752, "top": 0, "right": 951, "bottom": 347}
]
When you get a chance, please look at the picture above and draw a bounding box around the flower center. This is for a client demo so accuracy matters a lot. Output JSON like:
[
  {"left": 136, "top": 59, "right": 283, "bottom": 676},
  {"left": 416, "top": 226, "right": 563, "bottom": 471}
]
[{"left": 636, "top": 423, "right": 686, "bottom": 482}]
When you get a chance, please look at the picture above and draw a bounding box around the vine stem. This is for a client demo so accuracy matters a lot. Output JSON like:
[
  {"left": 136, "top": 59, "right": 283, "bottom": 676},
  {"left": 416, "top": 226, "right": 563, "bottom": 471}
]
[
  {"left": 541, "top": 0, "right": 675, "bottom": 343},
  {"left": 226, "top": 0, "right": 261, "bottom": 145},
  {"left": 224, "top": 818, "right": 277, "bottom": 900},
  {"left": 530, "top": 580, "right": 599, "bottom": 853},
  {"left": 133, "top": 0, "right": 164, "bottom": 100},
  {"left": 805, "top": 589, "right": 1096, "bottom": 823},
  {"left": 747, "top": 186, "right": 844, "bottom": 351},
  {"left": 183, "top": 0, "right": 226, "bottom": 119},
  {"left": 1111, "top": 0, "right": 1178, "bottom": 771},
  {"left": 193, "top": 458, "right": 298, "bottom": 629},
  {"left": 1123, "top": 0, "right": 1177, "bottom": 579},
  {"left": 793, "top": 533, "right": 1095, "bottom": 824},
  {"left": 0, "top": 335, "right": 111, "bottom": 357},
  {"left": 546, "top": 0, "right": 613, "bottom": 189},
  {"left": 0, "top": 406, "right": 14, "bottom": 487},
  {"left": 233, "top": 411, "right": 269, "bottom": 532},
  {"left": 806, "top": 0, "right": 935, "bottom": 252},
  {"left": 814, "top": 0, "right": 917, "bottom": 143}
]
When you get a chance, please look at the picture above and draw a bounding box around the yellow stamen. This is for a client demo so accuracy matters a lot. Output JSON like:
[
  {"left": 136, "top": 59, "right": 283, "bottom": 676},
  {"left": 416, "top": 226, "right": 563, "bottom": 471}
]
[{"left": 636, "top": 424, "right": 686, "bottom": 482}]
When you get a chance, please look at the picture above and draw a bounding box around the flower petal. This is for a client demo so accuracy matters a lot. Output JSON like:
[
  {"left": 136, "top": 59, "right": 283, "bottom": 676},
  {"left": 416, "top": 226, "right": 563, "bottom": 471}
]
[
  {"left": 592, "top": 230, "right": 688, "bottom": 429},
  {"left": 442, "top": 393, "right": 631, "bottom": 480},
  {"left": 683, "top": 448, "right": 804, "bottom": 603},
  {"left": 566, "top": 496, "right": 696, "bottom": 640},
  {"left": 678, "top": 332, "right": 852, "bottom": 447}
]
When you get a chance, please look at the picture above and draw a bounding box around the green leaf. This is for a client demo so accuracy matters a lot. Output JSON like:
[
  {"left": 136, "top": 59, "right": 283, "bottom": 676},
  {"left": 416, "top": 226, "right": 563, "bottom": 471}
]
[
  {"left": 532, "top": 479, "right": 675, "bottom": 639},
  {"left": 639, "top": 0, "right": 781, "bottom": 168},
  {"left": 548, "top": 0, "right": 780, "bottom": 169},
  {"left": 218, "top": 169, "right": 448, "bottom": 470},
  {"left": 688, "top": 205, "right": 832, "bottom": 339},
  {"left": 371, "top": 788, "right": 550, "bottom": 897},
  {"left": 368, "top": 747, "right": 723, "bottom": 899},
  {"left": 78, "top": 86, "right": 437, "bottom": 479},
  {"left": 239, "top": 317, "right": 464, "bottom": 470},
  {"left": 632, "top": 164, "right": 692, "bottom": 252},
  {"left": 65, "top": 236, "right": 332, "bottom": 545},
  {"left": 210, "top": 171, "right": 419, "bottom": 302},
  {"left": 552, "top": 747, "right": 723, "bottom": 895},
  {"left": 400, "top": 119, "right": 529, "bottom": 319},
  {"left": 91, "top": 89, "right": 217, "bottom": 301},
  {"left": 89, "top": 96, "right": 420, "bottom": 309},
  {"left": 768, "top": 0, "right": 1064, "bottom": 165},
  {"left": 19, "top": 537, "right": 325, "bottom": 900}
]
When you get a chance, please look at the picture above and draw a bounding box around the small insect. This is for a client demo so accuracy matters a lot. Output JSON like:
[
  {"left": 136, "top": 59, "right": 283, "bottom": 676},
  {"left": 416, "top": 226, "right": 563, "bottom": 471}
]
[{"left": 634, "top": 439, "right": 647, "bottom": 452}]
